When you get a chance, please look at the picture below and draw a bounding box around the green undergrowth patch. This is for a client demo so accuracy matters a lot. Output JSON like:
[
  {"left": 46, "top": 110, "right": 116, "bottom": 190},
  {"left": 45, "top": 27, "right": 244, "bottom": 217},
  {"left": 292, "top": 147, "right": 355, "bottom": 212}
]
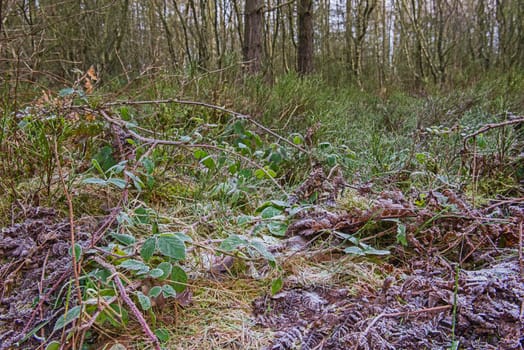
[{"left": 0, "top": 70, "right": 522, "bottom": 348}]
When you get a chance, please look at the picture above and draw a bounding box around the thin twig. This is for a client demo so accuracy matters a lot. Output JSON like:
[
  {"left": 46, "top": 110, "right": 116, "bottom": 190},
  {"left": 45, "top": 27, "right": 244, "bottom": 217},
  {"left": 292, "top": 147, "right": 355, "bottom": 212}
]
[
  {"left": 93, "top": 256, "right": 161, "bottom": 350},
  {"left": 102, "top": 98, "right": 310, "bottom": 154},
  {"left": 53, "top": 139, "right": 83, "bottom": 304},
  {"left": 98, "top": 109, "right": 287, "bottom": 194},
  {"left": 463, "top": 117, "right": 524, "bottom": 149}
]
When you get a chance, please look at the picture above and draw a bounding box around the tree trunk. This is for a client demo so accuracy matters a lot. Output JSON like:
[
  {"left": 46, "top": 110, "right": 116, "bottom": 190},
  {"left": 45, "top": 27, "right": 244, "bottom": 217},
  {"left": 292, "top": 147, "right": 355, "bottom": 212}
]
[
  {"left": 243, "top": 0, "right": 264, "bottom": 73},
  {"left": 297, "top": 0, "right": 314, "bottom": 75}
]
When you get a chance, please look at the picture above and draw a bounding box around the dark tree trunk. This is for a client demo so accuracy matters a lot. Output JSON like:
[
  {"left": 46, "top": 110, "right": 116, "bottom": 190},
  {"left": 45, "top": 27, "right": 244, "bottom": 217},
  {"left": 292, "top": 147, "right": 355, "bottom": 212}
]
[
  {"left": 297, "top": 0, "right": 314, "bottom": 75},
  {"left": 243, "top": 0, "right": 264, "bottom": 73}
]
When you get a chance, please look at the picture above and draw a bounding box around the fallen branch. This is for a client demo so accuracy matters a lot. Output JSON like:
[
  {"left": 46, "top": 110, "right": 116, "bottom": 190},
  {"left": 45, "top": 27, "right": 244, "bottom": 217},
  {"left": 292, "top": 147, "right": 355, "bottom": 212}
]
[
  {"left": 102, "top": 98, "right": 310, "bottom": 154},
  {"left": 463, "top": 117, "right": 524, "bottom": 149},
  {"left": 98, "top": 109, "right": 287, "bottom": 195},
  {"left": 93, "top": 256, "right": 161, "bottom": 350}
]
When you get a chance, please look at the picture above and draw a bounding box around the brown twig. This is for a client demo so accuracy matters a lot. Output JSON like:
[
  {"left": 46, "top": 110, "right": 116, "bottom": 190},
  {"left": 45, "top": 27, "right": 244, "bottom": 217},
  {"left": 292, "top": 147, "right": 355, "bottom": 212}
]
[
  {"left": 98, "top": 109, "right": 287, "bottom": 194},
  {"left": 102, "top": 98, "right": 310, "bottom": 154},
  {"left": 463, "top": 117, "right": 524, "bottom": 150},
  {"left": 519, "top": 220, "right": 523, "bottom": 280},
  {"left": 53, "top": 139, "right": 83, "bottom": 304},
  {"left": 93, "top": 256, "right": 161, "bottom": 350}
]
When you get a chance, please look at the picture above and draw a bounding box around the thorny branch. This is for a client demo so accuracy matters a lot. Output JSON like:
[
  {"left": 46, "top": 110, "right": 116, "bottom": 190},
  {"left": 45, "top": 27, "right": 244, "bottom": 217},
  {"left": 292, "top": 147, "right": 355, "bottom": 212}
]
[
  {"left": 102, "top": 98, "right": 311, "bottom": 154},
  {"left": 462, "top": 116, "right": 524, "bottom": 149},
  {"left": 93, "top": 256, "right": 162, "bottom": 350},
  {"left": 97, "top": 109, "right": 288, "bottom": 194}
]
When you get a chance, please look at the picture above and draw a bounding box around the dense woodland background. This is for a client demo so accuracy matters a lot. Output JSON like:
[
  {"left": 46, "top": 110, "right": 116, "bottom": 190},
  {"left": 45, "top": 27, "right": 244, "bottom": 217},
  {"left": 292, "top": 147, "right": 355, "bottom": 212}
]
[{"left": 1, "top": 0, "right": 523, "bottom": 92}]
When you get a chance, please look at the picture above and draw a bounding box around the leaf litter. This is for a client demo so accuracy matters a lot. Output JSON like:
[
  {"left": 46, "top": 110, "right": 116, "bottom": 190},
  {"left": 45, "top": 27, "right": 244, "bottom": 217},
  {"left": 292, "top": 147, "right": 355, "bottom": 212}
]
[{"left": 253, "top": 166, "right": 524, "bottom": 350}]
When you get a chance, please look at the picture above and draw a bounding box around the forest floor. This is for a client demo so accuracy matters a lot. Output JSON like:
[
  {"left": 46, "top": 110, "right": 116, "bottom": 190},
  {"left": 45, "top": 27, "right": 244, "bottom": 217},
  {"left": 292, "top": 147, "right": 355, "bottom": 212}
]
[{"left": 1, "top": 75, "right": 523, "bottom": 349}]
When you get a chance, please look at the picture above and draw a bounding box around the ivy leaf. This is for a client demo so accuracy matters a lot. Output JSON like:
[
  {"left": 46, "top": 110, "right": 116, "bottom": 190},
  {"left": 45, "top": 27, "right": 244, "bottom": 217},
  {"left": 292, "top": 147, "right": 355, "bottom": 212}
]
[
  {"left": 53, "top": 305, "right": 82, "bottom": 332},
  {"left": 157, "top": 234, "right": 186, "bottom": 260}
]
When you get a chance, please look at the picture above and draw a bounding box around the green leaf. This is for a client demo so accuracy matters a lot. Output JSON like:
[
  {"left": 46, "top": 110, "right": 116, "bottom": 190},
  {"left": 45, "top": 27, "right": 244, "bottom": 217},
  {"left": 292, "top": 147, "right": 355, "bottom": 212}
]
[
  {"left": 155, "top": 328, "right": 170, "bottom": 342},
  {"left": 194, "top": 149, "right": 208, "bottom": 160},
  {"left": 107, "top": 178, "right": 127, "bottom": 189},
  {"left": 136, "top": 292, "right": 151, "bottom": 311},
  {"left": 254, "top": 168, "right": 276, "bottom": 179},
  {"left": 149, "top": 286, "right": 162, "bottom": 298},
  {"left": 112, "top": 233, "right": 135, "bottom": 246},
  {"left": 68, "top": 243, "right": 82, "bottom": 262},
  {"left": 292, "top": 135, "right": 303, "bottom": 145},
  {"left": 58, "top": 88, "right": 75, "bottom": 97},
  {"left": 149, "top": 268, "right": 164, "bottom": 278},
  {"left": 91, "top": 158, "right": 106, "bottom": 176},
  {"left": 157, "top": 262, "right": 172, "bottom": 280},
  {"left": 271, "top": 277, "right": 283, "bottom": 295},
  {"left": 170, "top": 266, "right": 187, "bottom": 293},
  {"left": 343, "top": 246, "right": 366, "bottom": 256},
  {"left": 93, "top": 146, "right": 117, "bottom": 172},
  {"left": 260, "top": 206, "right": 282, "bottom": 219},
  {"left": 134, "top": 207, "right": 150, "bottom": 224},
  {"left": 119, "top": 259, "right": 150, "bottom": 274},
  {"left": 82, "top": 177, "right": 107, "bottom": 186},
  {"left": 201, "top": 155, "right": 216, "bottom": 170},
  {"left": 107, "top": 162, "right": 127, "bottom": 174},
  {"left": 45, "top": 341, "right": 61, "bottom": 350},
  {"left": 249, "top": 241, "right": 275, "bottom": 262},
  {"left": 171, "top": 232, "right": 193, "bottom": 242},
  {"left": 267, "top": 222, "right": 287, "bottom": 237},
  {"left": 53, "top": 305, "right": 82, "bottom": 332},
  {"left": 125, "top": 170, "right": 144, "bottom": 192},
  {"left": 141, "top": 157, "right": 155, "bottom": 174},
  {"left": 157, "top": 234, "right": 186, "bottom": 260},
  {"left": 220, "top": 235, "right": 248, "bottom": 251},
  {"left": 363, "top": 247, "right": 390, "bottom": 256},
  {"left": 141, "top": 237, "right": 156, "bottom": 262},
  {"left": 162, "top": 284, "right": 177, "bottom": 297},
  {"left": 396, "top": 223, "right": 408, "bottom": 246}
]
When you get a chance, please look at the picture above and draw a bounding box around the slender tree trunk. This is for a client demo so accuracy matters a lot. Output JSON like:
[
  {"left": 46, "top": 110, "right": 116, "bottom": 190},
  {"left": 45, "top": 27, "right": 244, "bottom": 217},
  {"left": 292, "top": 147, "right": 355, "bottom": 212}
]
[
  {"left": 243, "top": 0, "right": 264, "bottom": 73},
  {"left": 297, "top": 0, "right": 314, "bottom": 75}
]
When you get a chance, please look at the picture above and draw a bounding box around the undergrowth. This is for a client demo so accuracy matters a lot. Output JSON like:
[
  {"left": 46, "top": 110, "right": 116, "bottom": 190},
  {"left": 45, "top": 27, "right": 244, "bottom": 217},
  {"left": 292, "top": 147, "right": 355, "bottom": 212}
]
[{"left": 0, "top": 71, "right": 522, "bottom": 349}]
